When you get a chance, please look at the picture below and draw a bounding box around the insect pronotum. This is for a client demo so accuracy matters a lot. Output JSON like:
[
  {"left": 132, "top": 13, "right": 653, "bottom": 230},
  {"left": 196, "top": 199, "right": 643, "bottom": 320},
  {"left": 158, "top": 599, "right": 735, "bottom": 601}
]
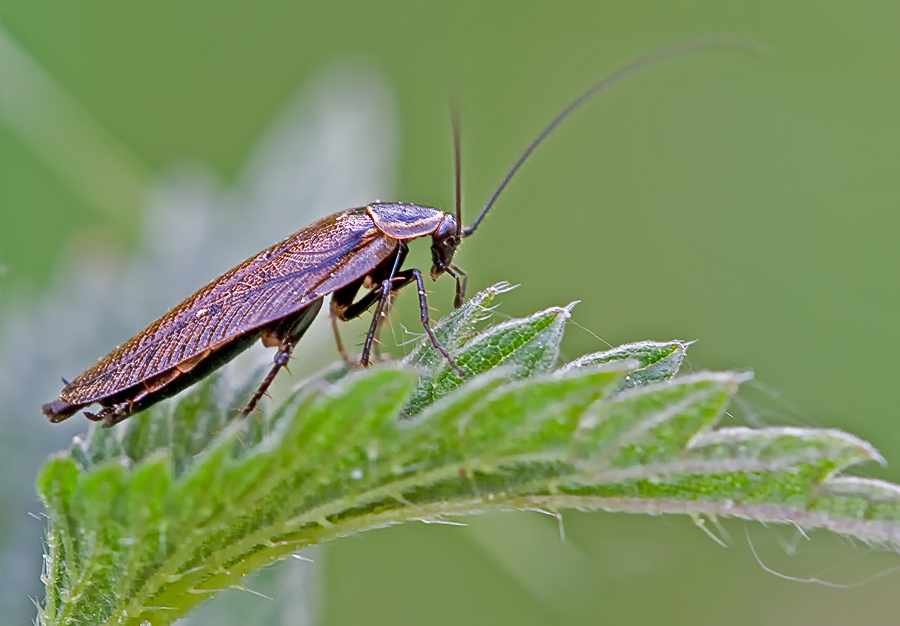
[{"left": 42, "top": 38, "right": 755, "bottom": 427}]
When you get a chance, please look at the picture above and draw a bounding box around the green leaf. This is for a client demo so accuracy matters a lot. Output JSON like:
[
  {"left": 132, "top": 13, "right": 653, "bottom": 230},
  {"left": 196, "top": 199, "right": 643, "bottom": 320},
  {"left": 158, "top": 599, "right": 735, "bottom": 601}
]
[
  {"left": 404, "top": 285, "right": 573, "bottom": 415},
  {"left": 35, "top": 286, "right": 900, "bottom": 626},
  {"left": 561, "top": 339, "right": 690, "bottom": 388},
  {"left": 405, "top": 281, "right": 515, "bottom": 368}
]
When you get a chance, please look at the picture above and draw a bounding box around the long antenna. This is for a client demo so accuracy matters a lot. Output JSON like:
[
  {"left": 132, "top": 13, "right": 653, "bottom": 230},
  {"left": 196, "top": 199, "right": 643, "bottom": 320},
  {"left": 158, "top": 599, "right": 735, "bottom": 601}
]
[
  {"left": 451, "top": 98, "right": 463, "bottom": 240},
  {"left": 463, "top": 36, "right": 766, "bottom": 237}
]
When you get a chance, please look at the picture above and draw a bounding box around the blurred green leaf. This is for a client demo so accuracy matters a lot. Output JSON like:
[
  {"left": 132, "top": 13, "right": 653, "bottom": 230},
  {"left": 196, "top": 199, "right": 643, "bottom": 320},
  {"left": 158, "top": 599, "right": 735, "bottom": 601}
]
[{"left": 36, "top": 285, "right": 897, "bottom": 626}]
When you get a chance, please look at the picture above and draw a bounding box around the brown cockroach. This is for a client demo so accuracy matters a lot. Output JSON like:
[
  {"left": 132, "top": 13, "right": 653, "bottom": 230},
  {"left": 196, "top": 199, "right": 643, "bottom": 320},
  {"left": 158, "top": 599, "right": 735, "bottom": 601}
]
[{"left": 43, "top": 39, "right": 751, "bottom": 427}]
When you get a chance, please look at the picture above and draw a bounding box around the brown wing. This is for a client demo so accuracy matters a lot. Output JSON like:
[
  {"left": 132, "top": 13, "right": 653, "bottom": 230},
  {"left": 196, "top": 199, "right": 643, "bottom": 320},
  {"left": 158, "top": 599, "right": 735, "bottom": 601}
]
[{"left": 60, "top": 208, "right": 398, "bottom": 405}]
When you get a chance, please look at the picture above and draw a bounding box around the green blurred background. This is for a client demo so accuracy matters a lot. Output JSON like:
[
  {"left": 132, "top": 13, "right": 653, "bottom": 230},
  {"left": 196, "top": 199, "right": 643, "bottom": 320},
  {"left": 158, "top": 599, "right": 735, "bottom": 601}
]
[{"left": 2, "top": 2, "right": 900, "bottom": 624}]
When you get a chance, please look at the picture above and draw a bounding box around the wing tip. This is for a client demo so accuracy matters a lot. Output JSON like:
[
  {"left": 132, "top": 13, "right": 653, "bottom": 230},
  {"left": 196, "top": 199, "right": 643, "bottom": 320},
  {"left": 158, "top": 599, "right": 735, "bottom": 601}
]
[{"left": 42, "top": 398, "right": 82, "bottom": 423}]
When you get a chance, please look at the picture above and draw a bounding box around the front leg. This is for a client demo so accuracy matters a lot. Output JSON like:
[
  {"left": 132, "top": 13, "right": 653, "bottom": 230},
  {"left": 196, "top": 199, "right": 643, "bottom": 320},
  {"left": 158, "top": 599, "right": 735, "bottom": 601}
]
[{"left": 405, "top": 269, "right": 464, "bottom": 376}]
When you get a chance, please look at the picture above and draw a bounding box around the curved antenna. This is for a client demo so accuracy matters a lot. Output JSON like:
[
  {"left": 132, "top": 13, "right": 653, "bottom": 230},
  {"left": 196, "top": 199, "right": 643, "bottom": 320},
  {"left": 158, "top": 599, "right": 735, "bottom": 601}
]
[
  {"left": 451, "top": 98, "right": 463, "bottom": 239},
  {"left": 463, "top": 36, "right": 766, "bottom": 237}
]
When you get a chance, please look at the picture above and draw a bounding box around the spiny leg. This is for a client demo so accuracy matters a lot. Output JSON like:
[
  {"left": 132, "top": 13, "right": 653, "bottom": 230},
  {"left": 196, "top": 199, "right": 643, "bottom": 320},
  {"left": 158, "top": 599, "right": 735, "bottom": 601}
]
[
  {"left": 408, "top": 268, "right": 465, "bottom": 376},
  {"left": 335, "top": 270, "right": 463, "bottom": 376},
  {"left": 242, "top": 299, "right": 322, "bottom": 418},
  {"left": 355, "top": 281, "right": 392, "bottom": 364},
  {"left": 371, "top": 303, "right": 386, "bottom": 362},
  {"left": 371, "top": 284, "right": 398, "bottom": 363},
  {"left": 333, "top": 276, "right": 407, "bottom": 321},
  {"left": 334, "top": 273, "right": 414, "bottom": 365},
  {"left": 86, "top": 383, "right": 154, "bottom": 427},
  {"left": 240, "top": 336, "right": 299, "bottom": 418},
  {"left": 85, "top": 402, "right": 131, "bottom": 428},
  {"left": 359, "top": 278, "right": 393, "bottom": 367}
]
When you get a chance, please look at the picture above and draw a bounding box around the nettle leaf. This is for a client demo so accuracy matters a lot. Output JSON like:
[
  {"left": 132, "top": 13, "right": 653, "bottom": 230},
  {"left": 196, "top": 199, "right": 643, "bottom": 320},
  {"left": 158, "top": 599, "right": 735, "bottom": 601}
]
[
  {"left": 36, "top": 284, "right": 900, "bottom": 626},
  {"left": 404, "top": 290, "right": 573, "bottom": 415},
  {"left": 561, "top": 339, "right": 689, "bottom": 389}
]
